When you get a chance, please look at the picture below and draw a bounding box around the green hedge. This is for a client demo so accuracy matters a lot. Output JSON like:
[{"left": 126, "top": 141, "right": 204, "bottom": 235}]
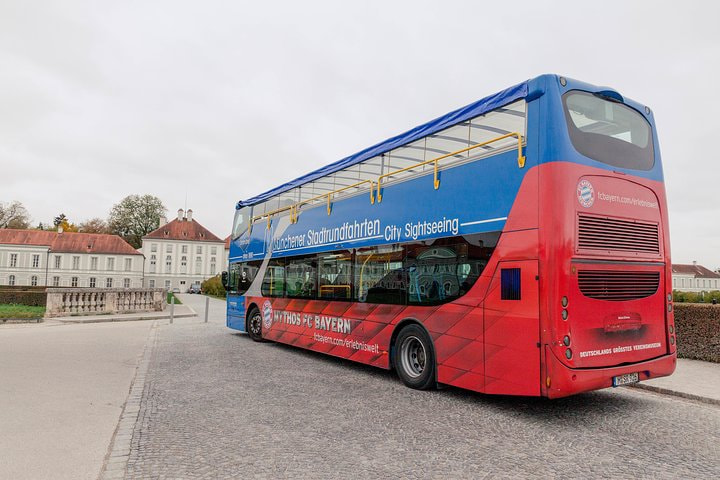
[
  {"left": 673, "top": 290, "right": 720, "bottom": 304},
  {"left": 0, "top": 287, "right": 47, "bottom": 307},
  {"left": 201, "top": 275, "right": 226, "bottom": 298},
  {"left": 674, "top": 303, "right": 720, "bottom": 363}
]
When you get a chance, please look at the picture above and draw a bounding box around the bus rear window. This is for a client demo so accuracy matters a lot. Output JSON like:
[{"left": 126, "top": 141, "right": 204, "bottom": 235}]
[{"left": 562, "top": 91, "right": 654, "bottom": 171}]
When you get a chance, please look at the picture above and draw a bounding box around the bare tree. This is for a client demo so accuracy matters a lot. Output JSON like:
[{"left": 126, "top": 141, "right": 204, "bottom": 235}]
[
  {"left": 78, "top": 217, "right": 109, "bottom": 234},
  {"left": 0, "top": 201, "right": 31, "bottom": 229}
]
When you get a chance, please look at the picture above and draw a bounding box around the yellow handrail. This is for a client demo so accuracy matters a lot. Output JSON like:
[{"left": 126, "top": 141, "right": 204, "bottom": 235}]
[
  {"left": 376, "top": 131, "right": 524, "bottom": 202},
  {"left": 291, "top": 179, "right": 375, "bottom": 222},
  {"left": 245, "top": 131, "right": 525, "bottom": 231}
]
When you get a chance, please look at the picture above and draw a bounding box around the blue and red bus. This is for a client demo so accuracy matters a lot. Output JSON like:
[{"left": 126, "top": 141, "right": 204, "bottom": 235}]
[{"left": 223, "top": 74, "right": 675, "bottom": 398}]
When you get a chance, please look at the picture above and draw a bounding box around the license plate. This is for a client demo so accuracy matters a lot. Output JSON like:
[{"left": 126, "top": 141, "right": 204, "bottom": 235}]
[{"left": 612, "top": 372, "right": 639, "bottom": 387}]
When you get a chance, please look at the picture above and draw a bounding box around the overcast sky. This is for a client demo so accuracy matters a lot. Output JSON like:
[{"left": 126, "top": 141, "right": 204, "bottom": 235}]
[{"left": 2, "top": 1, "right": 718, "bottom": 267}]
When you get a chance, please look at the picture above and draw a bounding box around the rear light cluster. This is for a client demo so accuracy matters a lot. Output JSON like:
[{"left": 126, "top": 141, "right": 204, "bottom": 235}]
[
  {"left": 561, "top": 296, "right": 572, "bottom": 359},
  {"left": 667, "top": 293, "right": 676, "bottom": 346}
]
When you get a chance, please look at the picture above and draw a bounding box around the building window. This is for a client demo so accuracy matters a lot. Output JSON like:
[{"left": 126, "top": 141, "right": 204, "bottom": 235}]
[
  {"left": 91, "top": 257, "right": 98, "bottom": 270},
  {"left": 150, "top": 254, "right": 156, "bottom": 273},
  {"left": 71, "top": 277, "right": 78, "bottom": 287},
  {"left": 673, "top": 278, "right": 677, "bottom": 288},
  {"left": 125, "top": 258, "right": 132, "bottom": 271},
  {"left": 107, "top": 258, "right": 115, "bottom": 271},
  {"left": 9, "top": 253, "right": 18, "bottom": 268},
  {"left": 151, "top": 243, "right": 157, "bottom": 252},
  {"left": 181, "top": 256, "right": 187, "bottom": 269},
  {"left": 165, "top": 256, "right": 172, "bottom": 273},
  {"left": 54, "top": 255, "right": 61, "bottom": 269},
  {"left": 149, "top": 279, "right": 155, "bottom": 288},
  {"left": 106, "top": 278, "right": 113, "bottom": 288},
  {"left": 123, "top": 278, "right": 130, "bottom": 288},
  {"left": 52, "top": 276, "right": 60, "bottom": 287},
  {"left": 166, "top": 244, "right": 173, "bottom": 253},
  {"left": 89, "top": 277, "right": 96, "bottom": 288},
  {"left": 195, "top": 257, "right": 202, "bottom": 274},
  {"left": 211, "top": 246, "right": 217, "bottom": 255},
  {"left": 8, "top": 275, "right": 15, "bottom": 286},
  {"left": 210, "top": 262, "right": 216, "bottom": 275},
  {"left": 181, "top": 245, "right": 188, "bottom": 254},
  {"left": 196, "top": 246, "right": 203, "bottom": 254},
  {"left": 72, "top": 256, "right": 80, "bottom": 270},
  {"left": 32, "top": 254, "right": 40, "bottom": 268},
  {"left": 165, "top": 280, "right": 171, "bottom": 289},
  {"left": 30, "top": 275, "right": 38, "bottom": 286}
]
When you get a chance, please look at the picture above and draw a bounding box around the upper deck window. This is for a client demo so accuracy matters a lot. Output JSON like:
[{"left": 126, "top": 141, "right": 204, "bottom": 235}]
[{"left": 562, "top": 91, "right": 654, "bottom": 171}]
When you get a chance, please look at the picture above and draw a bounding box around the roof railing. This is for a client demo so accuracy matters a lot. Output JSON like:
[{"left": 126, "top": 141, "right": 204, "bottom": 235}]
[{"left": 245, "top": 131, "right": 524, "bottom": 233}]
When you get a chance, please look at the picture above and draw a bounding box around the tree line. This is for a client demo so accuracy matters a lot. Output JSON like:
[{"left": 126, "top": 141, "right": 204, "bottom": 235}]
[{"left": 0, "top": 195, "right": 167, "bottom": 249}]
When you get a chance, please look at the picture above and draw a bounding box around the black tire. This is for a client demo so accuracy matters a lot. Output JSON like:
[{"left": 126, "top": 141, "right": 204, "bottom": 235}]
[
  {"left": 393, "top": 324, "right": 436, "bottom": 390},
  {"left": 246, "top": 307, "right": 263, "bottom": 342}
]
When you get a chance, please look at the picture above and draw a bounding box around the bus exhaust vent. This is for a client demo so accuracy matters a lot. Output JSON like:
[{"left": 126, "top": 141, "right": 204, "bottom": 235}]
[
  {"left": 578, "top": 214, "right": 660, "bottom": 255},
  {"left": 578, "top": 270, "right": 660, "bottom": 301}
]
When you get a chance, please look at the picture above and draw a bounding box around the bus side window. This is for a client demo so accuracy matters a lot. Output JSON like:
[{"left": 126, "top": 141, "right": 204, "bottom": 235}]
[
  {"left": 406, "top": 244, "right": 460, "bottom": 305},
  {"left": 285, "top": 256, "right": 317, "bottom": 299},
  {"left": 318, "top": 251, "right": 352, "bottom": 300},
  {"left": 354, "top": 245, "right": 405, "bottom": 304},
  {"left": 261, "top": 259, "right": 285, "bottom": 297}
]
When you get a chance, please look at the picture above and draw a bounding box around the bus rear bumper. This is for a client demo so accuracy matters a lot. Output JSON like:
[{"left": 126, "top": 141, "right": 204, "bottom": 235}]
[{"left": 544, "top": 348, "right": 677, "bottom": 399}]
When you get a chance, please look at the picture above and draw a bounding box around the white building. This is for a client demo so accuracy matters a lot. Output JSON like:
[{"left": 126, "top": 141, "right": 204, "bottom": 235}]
[
  {"left": 0, "top": 229, "right": 144, "bottom": 288},
  {"left": 672, "top": 262, "right": 720, "bottom": 292},
  {"left": 141, "top": 209, "right": 225, "bottom": 292}
]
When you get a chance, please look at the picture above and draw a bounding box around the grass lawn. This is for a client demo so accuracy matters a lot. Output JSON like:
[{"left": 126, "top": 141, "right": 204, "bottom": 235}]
[
  {"left": 167, "top": 292, "right": 182, "bottom": 305},
  {"left": 0, "top": 304, "right": 46, "bottom": 319}
]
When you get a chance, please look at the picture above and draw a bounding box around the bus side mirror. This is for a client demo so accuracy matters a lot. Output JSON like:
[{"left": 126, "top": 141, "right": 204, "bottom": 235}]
[{"left": 221, "top": 271, "right": 229, "bottom": 290}]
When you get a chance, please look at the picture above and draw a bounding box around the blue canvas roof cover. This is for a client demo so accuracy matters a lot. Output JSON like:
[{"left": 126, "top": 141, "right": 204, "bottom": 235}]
[{"left": 237, "top": 80, "right": 529, "bottom": 208}]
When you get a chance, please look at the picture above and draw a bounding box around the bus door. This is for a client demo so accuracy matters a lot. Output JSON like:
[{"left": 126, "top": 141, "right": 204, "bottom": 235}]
[{"left": 483, "top": 260, "right": 540, "bottom": 396}]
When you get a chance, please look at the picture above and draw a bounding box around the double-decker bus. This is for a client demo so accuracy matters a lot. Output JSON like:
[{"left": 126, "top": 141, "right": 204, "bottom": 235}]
[{"left": 223, "top": 74, "right": 675, "bottom": 398}]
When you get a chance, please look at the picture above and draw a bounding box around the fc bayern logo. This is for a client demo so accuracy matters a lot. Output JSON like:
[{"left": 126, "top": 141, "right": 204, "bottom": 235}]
[
  {"left": 577, "top": 179, "right": 595, "bottom": 208},
  {"left": 262, "top": 300, "right": 273, "bottom": 330}
]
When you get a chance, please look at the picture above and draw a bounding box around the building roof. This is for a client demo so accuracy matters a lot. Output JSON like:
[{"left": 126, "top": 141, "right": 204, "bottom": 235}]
[
  {"left": 0, "top": 229, "right": 142, "bottom": 256},
  {"left": 672, "top": 264, "right": 720, "bottom": 278},
  {"left": 144, "top": 217, "right": 223, "bottom": 243}
]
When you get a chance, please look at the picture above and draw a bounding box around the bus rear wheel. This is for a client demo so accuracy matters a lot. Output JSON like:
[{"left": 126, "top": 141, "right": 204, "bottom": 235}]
[
  {"left": 393, "top": 324, "right": 436, "bottom": 390},
  {"left": 247, "top": 307, "right": 263, "bottom": 342}
]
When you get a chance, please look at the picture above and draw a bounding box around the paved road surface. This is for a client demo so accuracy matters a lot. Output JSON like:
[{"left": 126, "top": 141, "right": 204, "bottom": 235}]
[
  {"left": 0, "top": 320, "right": 154, "bottom": 480},
  {"left": 123, "top": 294, "right": 720, "bottom": 479}
]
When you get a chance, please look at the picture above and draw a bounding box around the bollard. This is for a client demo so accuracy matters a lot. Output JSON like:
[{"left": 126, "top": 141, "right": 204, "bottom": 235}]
[
  {"left": 170, "top": 294, "right": 175, "bottom": 324},
  {"left": 204, "top": 296, "right": 209, "bottom": 323}
]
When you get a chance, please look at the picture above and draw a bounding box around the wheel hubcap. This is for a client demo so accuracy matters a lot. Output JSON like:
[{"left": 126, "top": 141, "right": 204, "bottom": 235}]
[
  {"left": 251, "top": 314, "right": 262, "bottom": 336},
  {"left": 400, "top": 335, "right": 426, "bottom": 378}
]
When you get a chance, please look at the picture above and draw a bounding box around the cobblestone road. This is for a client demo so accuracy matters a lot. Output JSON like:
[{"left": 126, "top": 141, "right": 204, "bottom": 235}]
[{"left": 123, "top": 295, "right": 720, "bottom": 479}]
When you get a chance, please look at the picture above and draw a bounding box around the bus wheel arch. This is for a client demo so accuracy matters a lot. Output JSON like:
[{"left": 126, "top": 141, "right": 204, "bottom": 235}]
[
  {"left": 245, "top": 303, "right": 263, "bottom": 342},
  {"left": 390, "top": 319, "right": 437, "bottom": 390}
]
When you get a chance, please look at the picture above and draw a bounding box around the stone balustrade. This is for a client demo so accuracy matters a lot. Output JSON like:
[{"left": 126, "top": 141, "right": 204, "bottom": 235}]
[{"left": 45, "top": 288, "right": 167, "bottom": 317}]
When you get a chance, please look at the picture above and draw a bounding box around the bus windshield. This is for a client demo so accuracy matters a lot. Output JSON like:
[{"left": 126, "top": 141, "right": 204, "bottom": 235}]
[
  {"left": 562, "top": 91, "right": 654, "bottom": 171},
  {"left": 232, "top": 206, "right": 251, "bottom": 239}
]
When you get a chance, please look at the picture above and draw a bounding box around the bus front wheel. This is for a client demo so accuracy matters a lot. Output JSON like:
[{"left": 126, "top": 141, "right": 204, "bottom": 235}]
[
  {"left": 393, "top": 324, "right": 436, "bottom": 390},
  {"left": 247, "top": 307, "right": 263, "bottom": 342}
]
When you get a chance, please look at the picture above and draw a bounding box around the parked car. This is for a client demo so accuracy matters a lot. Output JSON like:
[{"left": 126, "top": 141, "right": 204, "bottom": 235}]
[
  {"left": 171, "top": 287, "right": 180, "bottom": 293},
  {"left": 188, "top": 285, "right": 202, "bottom": 294}
]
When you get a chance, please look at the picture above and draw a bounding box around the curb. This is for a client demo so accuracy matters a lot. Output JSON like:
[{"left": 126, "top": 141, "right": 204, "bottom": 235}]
[
  {"left": 98, "top": 321, "right": 159, "bottom": 479},
  {"left": 629, "top": 383, "right": 720, "bottom": 406},
  {"left": 52, "top": 307, "right": 197, "bottom": 324},
  {"left": 1, "top": 318, "right": 44, "bottom": 324}
]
